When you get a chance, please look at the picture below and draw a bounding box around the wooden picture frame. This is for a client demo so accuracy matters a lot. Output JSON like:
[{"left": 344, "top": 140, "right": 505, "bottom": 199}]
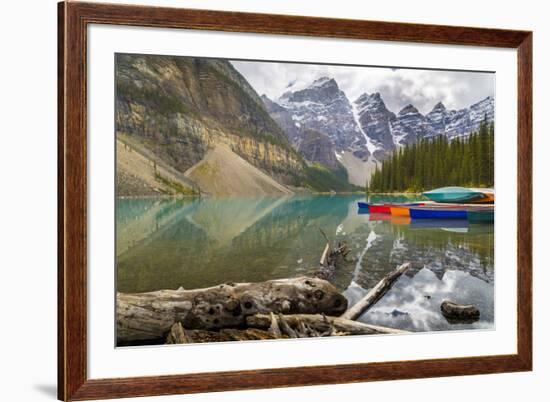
[{"left": 58, "top": 1, "right": 532, "bottom": 400}]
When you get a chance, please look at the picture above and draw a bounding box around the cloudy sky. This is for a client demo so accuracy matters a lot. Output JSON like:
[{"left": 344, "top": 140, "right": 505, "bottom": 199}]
[{"left": 232, "top": 60, "right": 494, "bottom": 115}]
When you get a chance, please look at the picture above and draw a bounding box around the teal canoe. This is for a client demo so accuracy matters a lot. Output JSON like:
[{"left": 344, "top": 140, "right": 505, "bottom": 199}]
[
  {"left": 467, "top": 209, "right": 494, "bottom": 223},
  {"left": 422, "top": 187, "right": 484, "bottom": 203}
]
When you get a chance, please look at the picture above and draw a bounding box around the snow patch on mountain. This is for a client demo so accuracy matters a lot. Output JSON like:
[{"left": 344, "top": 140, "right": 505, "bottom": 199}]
[
  {"left": 353, "top": 93, "right": 397, "bottom": 159},
  {"left": 351, "top": 101, "right": 381, "bottom": 157},
  {"left": 425, "top": 96, "right": 494, "bottom": 139},
  {"left": 275, "top": 77, "right": 368, "bottom": 159}
]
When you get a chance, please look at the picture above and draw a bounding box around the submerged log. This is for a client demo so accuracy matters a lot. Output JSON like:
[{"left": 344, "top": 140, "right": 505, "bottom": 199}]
[
  {"left": 440, "top": 300, "right": 480, "bottom": 323},
  {"left": 247, "top": 313, "right": 409, "bottom": 336},
  {"left": 316, "top": 229, "right": 350, "bottom": 281},
  {"left": 117, "top": 276, "right": 348, "bottom": 343},
  {"left": 341, "top": 262, "right": 411, "bottom": 321}
]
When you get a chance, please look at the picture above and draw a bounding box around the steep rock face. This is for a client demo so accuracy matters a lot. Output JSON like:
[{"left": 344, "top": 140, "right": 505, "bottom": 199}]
[
  {"left": 254, "top": 73, "right": 494, "bottom": 186},
  {"left": 297, "top": 129, "right": 340, "bottom": 170},
  {"left": 350, "top": 93, "right": 495, "bottom": 158},
  {"left": 276, "top": 77, "right": 367, "bottom": 159},
  {"left": 115, "top": 54, "right": 305, "bottom": 189},
  {"left": 391, "top": 104, "right": 436, "bottom": 146},
  {"left": 116, "top": 137, "right": 197, "bottom": 196},
  {"left": 353, "top": 93, "right": 396, "bottom": 160},
  {"left": 446, "top": 96, "right": 494, "bottom": 138},
  {"left": 426, "top": 97, "right": 495, "bottom": 139},
  {"left": 426, "top": 102, "right": 447, "bottom": 133},
  {"left": 261, "top": 94, "right": 301, "bottom": 145},
  {"left": 468, "top": 96, "right": 495, "bottom": 127}
]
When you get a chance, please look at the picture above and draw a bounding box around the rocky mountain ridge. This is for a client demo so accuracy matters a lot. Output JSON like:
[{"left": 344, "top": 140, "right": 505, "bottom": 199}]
[
  {"left": 354, "top": 93, "right": 494, "bottom": 152},
  {"left": 262, "top": 76, "right": 494, "bottom": 185},
  {"left": 115, "top": 54, "right": 356, "bottom": 196},
  {"left": 276, "top": 77, "right": 369, "bottom": 160}
]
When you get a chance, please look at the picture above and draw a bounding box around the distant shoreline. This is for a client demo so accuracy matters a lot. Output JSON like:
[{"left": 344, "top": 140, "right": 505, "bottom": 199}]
[
  {"left": 116, "top": 191, "right": 366, "bottom": 199},
  {"left": 366, "top": 192, "right": 423, "bottom": 195}
]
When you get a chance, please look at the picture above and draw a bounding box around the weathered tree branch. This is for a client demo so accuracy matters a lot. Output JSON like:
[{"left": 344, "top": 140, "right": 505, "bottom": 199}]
[
  {"left": 341, "top": 262, "right": 411, "bottom": 321},
  {"left": 316, "top": 228, "right": 350, "bottom": 281},
  {"left": 247, "top": 313, "right": 409, "bottom": 336}
]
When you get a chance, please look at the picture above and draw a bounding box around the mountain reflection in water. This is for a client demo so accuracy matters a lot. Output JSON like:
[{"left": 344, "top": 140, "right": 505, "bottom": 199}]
[{"left": 116, "top": 195, "right": 494, "bottom": 332}]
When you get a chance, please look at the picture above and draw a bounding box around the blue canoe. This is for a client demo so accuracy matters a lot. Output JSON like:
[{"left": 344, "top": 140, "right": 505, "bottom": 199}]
[
  {"left": 422, "top": 187, "right": 484, "bottom": 203},
  {"left": 357, "top": 202, "right": 369, "bottom": 210},
  {"left": 409, "top": 207, "right": 468, "bottom": 220}
]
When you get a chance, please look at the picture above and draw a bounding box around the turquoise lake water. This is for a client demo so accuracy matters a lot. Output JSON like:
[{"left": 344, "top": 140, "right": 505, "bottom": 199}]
[{"left": 116, "top": 194, "right": 494, "bottom": 332}]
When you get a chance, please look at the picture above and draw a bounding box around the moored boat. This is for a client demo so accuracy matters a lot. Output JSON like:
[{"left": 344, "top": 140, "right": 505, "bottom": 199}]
[
  {"left": 422, "top": 187, "right": 485, "bottom": 204},
  {"left": 370, "top": 203, "right": 423, "bottom": 214},
  {"left": 467, "top": 209, "right": 494, "bottom": 223},
  {"left": 468, "top": 188, "right": 495, "bottom": 204},
  {"left": 409, "top": 207, "right": 468, "bottom": 220},
  {"left": 368, "top": 204, "right": 392, "bottom": 214},
  {"left": 410, "top": 203, "right": 493, "bottom": 220},
  {"left": 359, "top": 202, "right": 426, "bottom": 215},
  {"left": 390, "top": 206, "right": 412, "bottom": 217}
]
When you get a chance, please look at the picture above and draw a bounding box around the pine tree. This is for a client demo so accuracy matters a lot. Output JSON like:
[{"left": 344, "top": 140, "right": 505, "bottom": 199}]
[
  {"left": 479, "top": 116, "right": 491, "bottom": 186},
  {"left": 368, "top": 127, "right": 494, "bottom": 193}
]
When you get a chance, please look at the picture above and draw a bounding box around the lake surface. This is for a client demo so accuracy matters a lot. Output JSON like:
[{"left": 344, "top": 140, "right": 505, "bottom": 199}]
[{"left": 116, "top": 194, "right": 494, "bottom": 333}]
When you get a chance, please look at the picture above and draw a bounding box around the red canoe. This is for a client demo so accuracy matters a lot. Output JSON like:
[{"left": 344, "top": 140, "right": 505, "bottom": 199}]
[
  {"left": 368, "top": 204, "right": 392, "bottom": 214},
  {"left": 368, "top": 202, "right": 425, "bottom": 214}
]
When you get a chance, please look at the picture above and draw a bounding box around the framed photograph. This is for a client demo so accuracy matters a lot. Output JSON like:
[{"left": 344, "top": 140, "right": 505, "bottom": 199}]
[{"left": 58, "top": 1, "right": 532, "bottom": 400}]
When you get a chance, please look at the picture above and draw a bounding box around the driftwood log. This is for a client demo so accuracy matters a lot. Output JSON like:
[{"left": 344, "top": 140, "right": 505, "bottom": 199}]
[
  {"left": 165, "top": 312, "right": 408, "bottom": 345},
  {"left": 341, "top": 262, "right": 411, "bottom": 320},
  {"left": 247, "top": 313, "right": 409, "bottom": 336},
  {"left": 117, "top": 276, "right": 348, "bottom": 343},
  {"left": 119, "top": 232, "right": 413, "bottom": 345}
]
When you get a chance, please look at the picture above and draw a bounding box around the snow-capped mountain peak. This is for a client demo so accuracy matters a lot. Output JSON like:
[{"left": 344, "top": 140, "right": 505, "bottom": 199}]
[
  {"left": 399, "top": 104, "right": 421, "bottom": 116},
  {"left": 353, "top": 92, "right": 396, "bottom": 159},
  {"left": 426, "top": 101, "right": 448, "bottom": 132},
  {"left": 392, "top": 104, "right": 434, "bottom": 146},
  {"left": 262, "top": 77, "right": 494, "bottom": 186},
  {"left": 427, "top": 96, "right": 494, "bottom": 139},
  {"left": 274, "top": 76, "right": 368, "bottom": 159},
  {"left": 432, "top": 101, "right": 446, "bottom": 111},
  {"left": 310, "top": 76, "right": 335, "bottom": 88}
]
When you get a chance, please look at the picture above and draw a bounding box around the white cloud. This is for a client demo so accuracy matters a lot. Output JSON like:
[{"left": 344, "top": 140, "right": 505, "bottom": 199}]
[{"left": 232, "top": 60, "right": 494, "bottom": 115}]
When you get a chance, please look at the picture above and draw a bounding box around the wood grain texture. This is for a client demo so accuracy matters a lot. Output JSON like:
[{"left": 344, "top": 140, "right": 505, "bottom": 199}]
[
  {"left": 59, "top": 2, "right": 88, "bottom": 399},
  {"left": 69, "top": 355, "right": 529, "bottom": 401},
  {"left": 58, "top": 1, "right": 533, "bottom": 400},
  {"left": 67, "top": 1, "right": 529, "bottom": 48},
  {"left": 516, "top": 33, "right": 533, "bottom": 370},
  {"left": 57, "top": 3, "right": 65, "bottom": 400}
]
